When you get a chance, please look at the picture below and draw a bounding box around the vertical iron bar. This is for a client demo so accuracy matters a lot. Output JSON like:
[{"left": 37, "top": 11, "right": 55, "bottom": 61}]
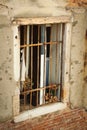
[
  {"left": 58, "top": 24, "right": 62, "bottom": 101},
  {"left": 26, "top": 25, "right": 30, "bottom": 110},
  {"left": 60, "top": 23, "right": 64, "bottom": 101},
  {"left": 26, "top": 25, "right": 30, "bottom": 78},
  {"left": 49, "top": 24, "right": 52, "bottom": 97},
  {"left": 49, "top": 25, "right": 52, "bottom": 83},
  {"left": 55, "top": 24, "right": 58, "bottom": 84},
  {"left": 40, "top": 25, "right": 45, "bottom": 105},
  {"left": 55, "top": 24, "right": 58, "bottom": 99},
  {"left": 24, "top": 26, "right": 27, "bottom": 63},
  {"left": 24, "top": 93, "right": 26, "bottom": 110},
  {"left": 37, "top": 25, "right": 40, "bottom": 106},
  {"left": 43, "top": 25, "right": 46, "bottom": 104},
  {"left": 24, "top": 26, "right": 27, "bottom": 110},
  {"left": 30, "top": 25, "right": 33, "bottom": 109}
]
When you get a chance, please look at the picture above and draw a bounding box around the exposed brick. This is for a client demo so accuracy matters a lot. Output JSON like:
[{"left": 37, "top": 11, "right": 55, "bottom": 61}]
[{"left": 0, "top": 108, "right": 87, "bottom": 130}]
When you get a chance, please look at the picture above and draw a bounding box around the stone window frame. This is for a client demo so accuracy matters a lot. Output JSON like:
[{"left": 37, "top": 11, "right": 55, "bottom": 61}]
[{"left": 12, "top": 16, "right": 72, "bottom": 122}]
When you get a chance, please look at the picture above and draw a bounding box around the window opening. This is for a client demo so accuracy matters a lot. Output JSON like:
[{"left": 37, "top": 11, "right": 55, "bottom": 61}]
[{"left": 20, "top": 23, "right": 65, "bottom": 112}]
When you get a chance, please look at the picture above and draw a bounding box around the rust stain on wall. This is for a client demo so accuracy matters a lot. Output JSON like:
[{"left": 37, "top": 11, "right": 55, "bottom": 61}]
[
  {"left": 61, "top": 88, "right": 68, "bottom": 100},
  {"left": 84, "top": 76, "right": 87, "bottom": 82},
  {"left": 0, "top": 4, "right": 8, "bottom": 8},
  {"left": 67, "top": 0, "right": 87, "bottom": 7},
  {"left": 84, "top": 52, "right": 87, "bottom": 67}
]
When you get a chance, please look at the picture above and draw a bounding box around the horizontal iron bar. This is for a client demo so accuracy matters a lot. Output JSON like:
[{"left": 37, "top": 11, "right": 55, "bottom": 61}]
[{"left": 21, "top": 84, "right": 61, "bottom": 95}]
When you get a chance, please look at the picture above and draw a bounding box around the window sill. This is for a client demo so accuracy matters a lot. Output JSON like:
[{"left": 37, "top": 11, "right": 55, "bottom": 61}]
[{"left": 14, "top": 102, "right": 67, "bottom": 123}]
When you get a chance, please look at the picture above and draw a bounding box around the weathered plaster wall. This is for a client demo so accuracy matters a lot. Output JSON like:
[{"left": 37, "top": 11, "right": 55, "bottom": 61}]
[
  {"left": 0, "top": 0, "right": 71, "bottom": 18},
  {"left": 83, "top": 11, "right": 87, "bottom": 109},
  {"left": 0, "top": 18, "right": 16, "bottom": 121},
  {"left": 0, "top": 0, "right": 86, "bottom": 122},
  {"left": 69, "top": 9, "right": 86, "bottom": 108},
  {"left": 0, "top": 0, "right": 71, "bottom": 122}
]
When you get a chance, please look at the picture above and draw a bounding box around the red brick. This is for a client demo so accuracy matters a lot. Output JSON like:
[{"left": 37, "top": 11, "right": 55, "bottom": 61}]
[{"left": 0, "top": 108, "right": 87, "bottom": 130}]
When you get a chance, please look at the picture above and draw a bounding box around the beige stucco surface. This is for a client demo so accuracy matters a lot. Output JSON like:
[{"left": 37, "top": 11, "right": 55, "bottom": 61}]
[
  {"left": 83, "top": 12, "right": 87, "bottom": 109},
  {"left": 0, "top": 0, "right": 87, "bottom": 121}
]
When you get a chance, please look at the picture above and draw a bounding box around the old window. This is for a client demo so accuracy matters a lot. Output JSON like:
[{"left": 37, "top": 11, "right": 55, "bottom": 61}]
[{"left": 20, "top": 23, "right": 65, "bottom": 112}]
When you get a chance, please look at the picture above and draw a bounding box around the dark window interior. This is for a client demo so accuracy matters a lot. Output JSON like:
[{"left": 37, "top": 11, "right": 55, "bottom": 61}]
[{"left": 20, "top": 24, "right": 64, "bottom": 111}]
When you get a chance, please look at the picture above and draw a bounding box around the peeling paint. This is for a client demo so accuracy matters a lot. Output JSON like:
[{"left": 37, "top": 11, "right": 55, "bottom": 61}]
[
  {"left": 84, "top": 76, "right": 87, "bottom": 82},
  {"left": 0, "top": 4, "right": 8, "bottom": 9}
]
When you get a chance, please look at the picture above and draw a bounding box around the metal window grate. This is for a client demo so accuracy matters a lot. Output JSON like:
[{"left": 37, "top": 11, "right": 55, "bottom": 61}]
[{"left": 20, "top": 23, "right": 65, "bottom": 111}]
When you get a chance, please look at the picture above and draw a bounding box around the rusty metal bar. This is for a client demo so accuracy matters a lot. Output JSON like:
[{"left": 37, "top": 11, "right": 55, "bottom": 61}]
[
  {"left": 20, "top": 23, "right": 64, "bottom": 111},
  {"left": 24, "top": 26, "right": 27, "bottom": 44},
  {"left": 26, "top": 25, "right": 30, "bottom": 78},
  {"left": 20, "top": 41, "right": 58, "bottom": 48},
  {"left": 43, "top": 25, "right": 46, "bottom": 104},
  {"left": 30, "top": 25, "right": 33, "bottom": 109},
  {"left": 23, "top": 26, "right": 27, "bottom": 109},
  {"left": 24, "top": 93, "right": 26, "bottom": 110},
  {"left": 49, "top": 24, "right": 52, "bottom": 84},
  {"left": 37, "top": 25, "right": 40, "bottom": 106},
  {"left": 55, "top": 24, "right": 58, "bottom": 83},
  {"left": 21, "top": 43, "right": 42, "bottom": 48},
  {"left": 24, "top": 26, "right": 27, "bottom": 63},
  {"left": 21, "top": 84, "right": 59, "bottom": 95},
  {"left": 49, "top": 24, "right": 52, "bottom": 97},
  {"left": 60, "top": 23, "right": 64, "bottom": 101},
  {"left": 40, "top": 25, "right": 45, "bottom": 105}
]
